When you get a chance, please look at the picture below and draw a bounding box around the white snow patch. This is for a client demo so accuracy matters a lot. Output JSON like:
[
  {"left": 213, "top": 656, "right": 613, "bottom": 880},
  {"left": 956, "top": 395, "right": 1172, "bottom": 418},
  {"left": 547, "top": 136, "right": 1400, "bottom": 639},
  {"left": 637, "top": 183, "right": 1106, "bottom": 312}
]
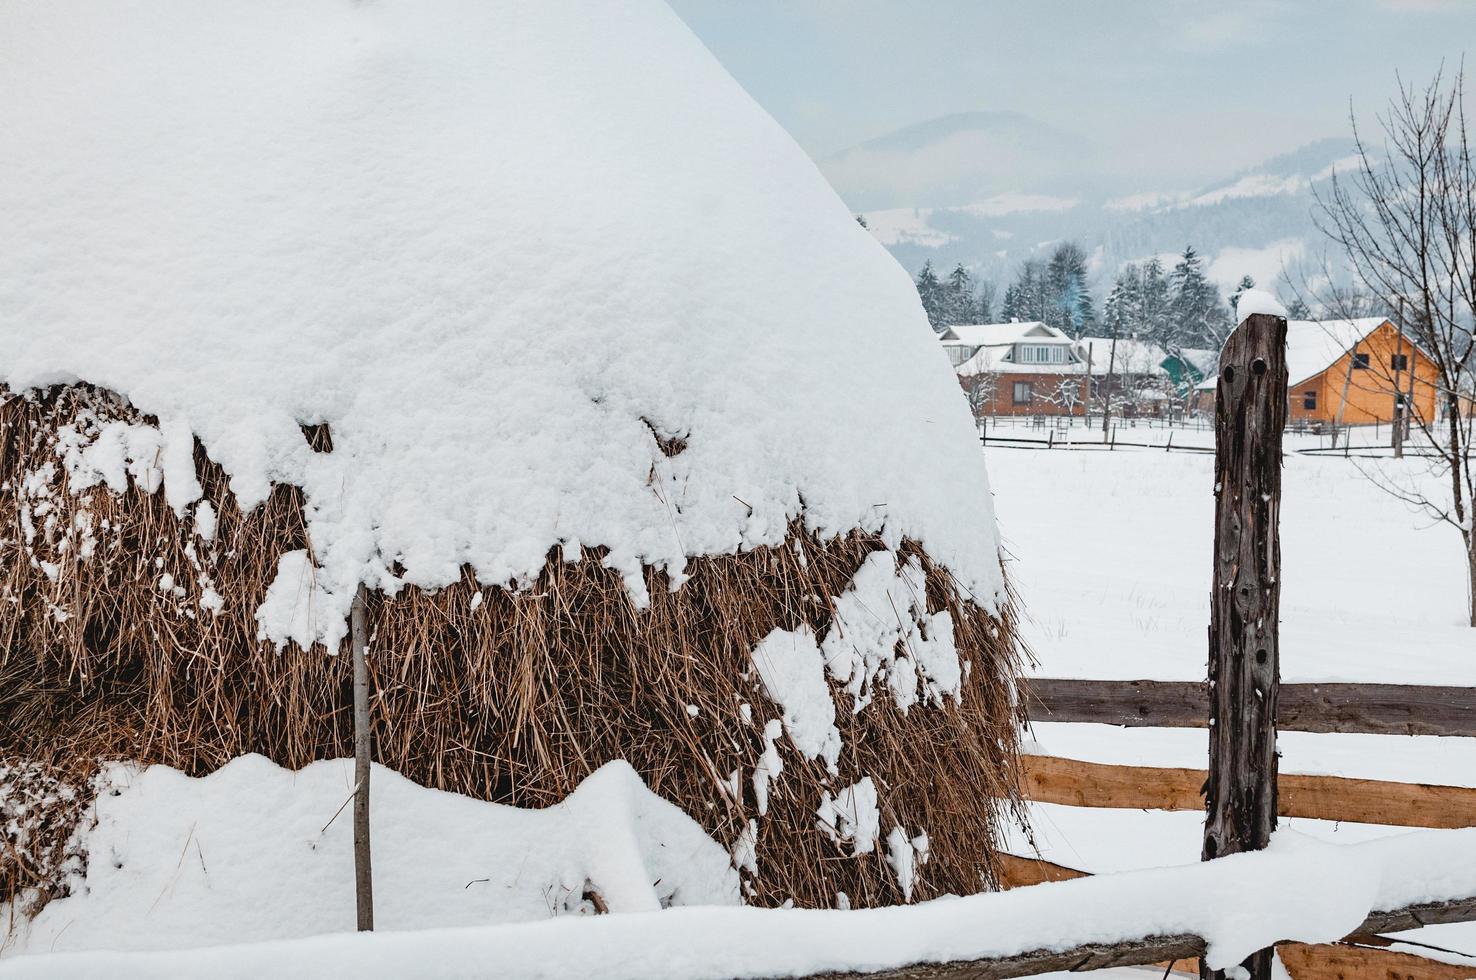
[
  {"left": 752, "top": 720, "right": 785, "bottom": 818},
  {"left": 1102, "top": 190, "right": 1189, "bottom": 212},
  {"left": 816, "top": 777, "right": 881, "bottom": 856},
  {"left": 885, "top": 825, "right": 929, "bottom": 902},
  {"left": 255, "top": 551, "right": 338, "bottom": 651},
  {"left": 61, "top": 421, "right": 164, "bottom": 496},
  {"left": 821, "top": 551, "right": 963, "bottom": 714},
  {"left": 860, "top": 208, "right": 955, "bottom": 248},
  {"left": 193, "top": 500, "right": 217, "bottom": 542},
  {"left": 750, "top": 628, "right": 843, "bottom": 773},
  {"left": 157, "top": 418, "right": 203, "bottom": 516},
  {"left": 959, "top": 194, "right": 1079, "bottom": 217}
]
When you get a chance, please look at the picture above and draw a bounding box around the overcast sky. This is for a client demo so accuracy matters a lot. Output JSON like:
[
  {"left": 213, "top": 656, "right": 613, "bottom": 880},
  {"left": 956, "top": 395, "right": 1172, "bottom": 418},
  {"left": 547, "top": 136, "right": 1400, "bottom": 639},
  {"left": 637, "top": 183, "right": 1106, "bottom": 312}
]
[{"left": 669, "top": 0, "right": 1472, "bottom": 196}]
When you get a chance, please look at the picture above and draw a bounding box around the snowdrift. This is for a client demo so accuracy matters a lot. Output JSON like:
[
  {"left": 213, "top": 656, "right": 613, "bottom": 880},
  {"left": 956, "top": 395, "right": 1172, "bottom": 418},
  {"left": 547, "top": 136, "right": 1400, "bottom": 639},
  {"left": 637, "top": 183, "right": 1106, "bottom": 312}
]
[{"left": 5, "top": 757, "right": 738, "bottom": 956}]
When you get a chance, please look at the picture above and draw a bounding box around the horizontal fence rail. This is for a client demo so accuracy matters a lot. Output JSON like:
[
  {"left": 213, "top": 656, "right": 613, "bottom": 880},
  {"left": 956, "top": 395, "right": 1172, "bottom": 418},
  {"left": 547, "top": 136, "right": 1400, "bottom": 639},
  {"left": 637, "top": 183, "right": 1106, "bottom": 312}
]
[
  {"left": 1020, "top": 755, "right": 1476, "bottom": 829},
  {"left": 1020, "top": 677, "right": 1476, "bottom": 737}
]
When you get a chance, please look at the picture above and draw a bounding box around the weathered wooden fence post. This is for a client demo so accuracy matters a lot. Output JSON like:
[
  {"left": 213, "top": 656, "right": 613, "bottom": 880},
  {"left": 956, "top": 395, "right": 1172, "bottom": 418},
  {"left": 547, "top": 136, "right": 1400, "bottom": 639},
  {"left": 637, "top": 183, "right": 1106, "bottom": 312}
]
[
  {"left": 352, "top": 584, "right": 375, "bottom": 931},
  {"left": 1203, "top": 311, "right": 1287, "bottom": 980}
]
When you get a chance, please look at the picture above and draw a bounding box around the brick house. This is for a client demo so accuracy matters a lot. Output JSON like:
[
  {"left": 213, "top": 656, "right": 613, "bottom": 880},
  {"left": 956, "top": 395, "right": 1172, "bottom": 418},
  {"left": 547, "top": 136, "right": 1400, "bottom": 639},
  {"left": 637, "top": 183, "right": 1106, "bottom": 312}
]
[{"left": 943, "top": 322, "right": 1088, "bottom": 418}]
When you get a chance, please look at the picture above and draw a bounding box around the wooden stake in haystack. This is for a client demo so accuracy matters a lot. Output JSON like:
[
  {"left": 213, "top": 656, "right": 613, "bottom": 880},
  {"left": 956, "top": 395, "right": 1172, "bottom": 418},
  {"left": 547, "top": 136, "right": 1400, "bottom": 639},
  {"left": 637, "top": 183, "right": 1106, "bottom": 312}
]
[
  {"left": 1203, "top": 310, "right": 1288, "bottom": 980},
  {"left": 351, "top": 584, "right": 374, "bottom": 931}
]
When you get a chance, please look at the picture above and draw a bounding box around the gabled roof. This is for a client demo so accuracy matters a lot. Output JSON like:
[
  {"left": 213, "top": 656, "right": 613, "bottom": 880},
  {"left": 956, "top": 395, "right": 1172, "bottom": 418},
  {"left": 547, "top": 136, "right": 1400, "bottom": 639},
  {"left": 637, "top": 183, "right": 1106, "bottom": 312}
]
[
  {"left": 1074, "top": 337, "right": 1169, "bottom": 377},
  {"left": 1192, "top": 318, "right": 1391, "bottom": 391},
  {"left": 940, "top": 322, "right": 1071, "bottom": 347},
  {"left": 1286, "top": 317, "right": 1389, "bottom": 386}
]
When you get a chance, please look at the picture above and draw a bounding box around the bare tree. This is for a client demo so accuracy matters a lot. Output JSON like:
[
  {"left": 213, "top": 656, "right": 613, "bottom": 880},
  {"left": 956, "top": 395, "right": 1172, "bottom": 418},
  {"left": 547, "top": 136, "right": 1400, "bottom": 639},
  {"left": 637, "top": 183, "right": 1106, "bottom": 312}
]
[
  {"left": 960, "top": 372, "right": 998, "bottom": 423},
  {"left": 1043, "top": 376, "right": 1086, "bottom": 417},
  {"left": 1313, "top": 66, "right": 1476, "bottom": 624}
]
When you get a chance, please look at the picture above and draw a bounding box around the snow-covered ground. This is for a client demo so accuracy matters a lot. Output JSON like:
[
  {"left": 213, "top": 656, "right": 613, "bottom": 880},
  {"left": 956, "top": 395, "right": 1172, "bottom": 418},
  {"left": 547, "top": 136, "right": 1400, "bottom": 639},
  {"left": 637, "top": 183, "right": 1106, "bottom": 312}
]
[
  {"left": 988, "top": 443, "right": 1476, "bottom": 964},
  {"left": 988, "top": 446, "right": 1476, "bottom": 685}
]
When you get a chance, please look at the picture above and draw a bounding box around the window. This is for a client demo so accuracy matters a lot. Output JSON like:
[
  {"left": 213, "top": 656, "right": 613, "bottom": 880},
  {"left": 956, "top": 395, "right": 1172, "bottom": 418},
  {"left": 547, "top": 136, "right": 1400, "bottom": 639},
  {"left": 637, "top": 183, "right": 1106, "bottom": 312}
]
[
  {"left": 1353, "top": 352, "right": 1370, "bottom": 370},
  {"left": 1302, "top": 390, "right": 1317, "bottom": 411},
  {"left": 1012, "top": 382, "right": 1034, "bottom": 405},
  {"left": 1017, "top": 344, "right": 1065, "bottom": 364},
  {"left": 1391, "top": 353, "right": 1409, "bottom": 372}
]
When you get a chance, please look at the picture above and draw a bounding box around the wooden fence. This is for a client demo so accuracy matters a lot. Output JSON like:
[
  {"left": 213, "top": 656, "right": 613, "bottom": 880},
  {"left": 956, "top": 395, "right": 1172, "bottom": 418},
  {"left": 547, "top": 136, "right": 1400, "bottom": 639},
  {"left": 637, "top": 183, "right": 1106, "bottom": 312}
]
[
  {"left": 1009, "top": 676, "right": 1476, "bottom": 978},
  {"left": 803, "top": 312, "right": 1476, "bottom": 980}
]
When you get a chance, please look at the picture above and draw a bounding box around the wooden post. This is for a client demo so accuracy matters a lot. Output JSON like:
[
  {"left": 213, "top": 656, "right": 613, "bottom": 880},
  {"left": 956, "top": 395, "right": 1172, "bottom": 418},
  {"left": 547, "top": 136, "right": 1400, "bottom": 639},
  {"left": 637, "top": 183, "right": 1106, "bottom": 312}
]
[
  {"left": 1086, "top": 341, "right": 1095, "bottom": 426},
  {"left": 1203, "top": 312, "right": 1287, "bottom": 980},
  {"left": 1393, "top": 319, "right": 1407, "bottom": 458},
  {"left": 352, "top": 584, "right": 374, "bottom": 931}
]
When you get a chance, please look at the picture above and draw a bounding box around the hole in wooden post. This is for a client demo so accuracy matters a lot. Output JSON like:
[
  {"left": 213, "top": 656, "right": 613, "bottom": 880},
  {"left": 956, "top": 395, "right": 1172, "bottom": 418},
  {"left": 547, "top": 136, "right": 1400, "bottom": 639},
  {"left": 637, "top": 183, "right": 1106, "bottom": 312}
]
[
  {"left": 1251, "top": 358, "right": 1266, "bottom": 376},
  {"left": 1255, "top": 648, "right": 1267, "bottom": 665},
  {"left": 1222, "top": 366, "right": 1235, "bottom": 383}
]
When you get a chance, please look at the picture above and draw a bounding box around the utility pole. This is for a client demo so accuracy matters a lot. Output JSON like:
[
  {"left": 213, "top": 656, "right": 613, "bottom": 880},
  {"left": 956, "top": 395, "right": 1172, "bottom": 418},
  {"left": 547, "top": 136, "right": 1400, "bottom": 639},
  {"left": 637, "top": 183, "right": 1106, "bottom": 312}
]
[
  {"left": 1102, "top": 329, "right": 1119, "bottom": 442},
  {"left": 1394, "top": 323, "right": 1407, "bottom": 459},
  {"left": 352, "top": 584, "right": 374, "bottom": 931},
  {"left": 1203, "top": 310, "right": 1287, "bottom": 980},
  {"left": 1085, "top": 341, "right": 1095, "bottom": 424}
]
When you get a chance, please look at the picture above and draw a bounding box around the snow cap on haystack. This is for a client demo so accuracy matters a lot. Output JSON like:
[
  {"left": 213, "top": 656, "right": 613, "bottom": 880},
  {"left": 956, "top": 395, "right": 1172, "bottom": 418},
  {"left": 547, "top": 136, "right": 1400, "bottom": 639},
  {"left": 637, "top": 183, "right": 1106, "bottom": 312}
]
[{"left": 0, "top": 0, "right": 1002, "bottom": 649}]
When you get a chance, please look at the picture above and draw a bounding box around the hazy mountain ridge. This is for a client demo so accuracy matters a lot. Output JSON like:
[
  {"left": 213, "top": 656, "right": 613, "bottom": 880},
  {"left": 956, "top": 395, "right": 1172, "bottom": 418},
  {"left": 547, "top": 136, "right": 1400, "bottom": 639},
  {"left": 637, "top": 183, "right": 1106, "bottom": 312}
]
[{"left": 842, "top": 115, "right": 1361, "bottom": 296}]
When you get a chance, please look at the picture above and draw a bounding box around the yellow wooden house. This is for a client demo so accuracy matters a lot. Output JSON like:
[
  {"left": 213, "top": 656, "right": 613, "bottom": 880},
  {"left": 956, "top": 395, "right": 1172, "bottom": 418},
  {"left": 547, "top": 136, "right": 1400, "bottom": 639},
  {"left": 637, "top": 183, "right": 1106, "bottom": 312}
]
[{"left": 1194, "top": 318, "right": 1440, "bottom": 426}]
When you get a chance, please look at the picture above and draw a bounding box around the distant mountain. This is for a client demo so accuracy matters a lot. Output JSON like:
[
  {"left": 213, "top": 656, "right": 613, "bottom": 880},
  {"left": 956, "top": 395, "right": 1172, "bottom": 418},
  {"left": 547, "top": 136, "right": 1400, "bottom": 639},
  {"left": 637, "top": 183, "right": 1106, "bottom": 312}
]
[
  {"left": 821, "top": 111, "right": 1111, "bottom": 212},
  {"left": 851, "top": 135, "right": 1364, "bottom": 297}
]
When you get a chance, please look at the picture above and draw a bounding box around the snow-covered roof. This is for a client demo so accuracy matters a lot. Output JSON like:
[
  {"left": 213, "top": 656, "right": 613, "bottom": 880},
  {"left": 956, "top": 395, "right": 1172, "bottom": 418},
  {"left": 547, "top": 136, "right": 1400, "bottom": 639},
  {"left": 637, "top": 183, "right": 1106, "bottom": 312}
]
[
  {"left": 0, "top": 1, "right": 1004, "bottom": 649},
  {"left": 941, "top": 322, "right": 1071, "bottom": 347},
  {"left": 1074, "top": 338, "right": 1170, "bottom": 377},
  {"left": 1178, "top": 348, "right": 1220, "bottom": 374},
  {"left": 1286, "top": 318, "right": 1389, "bottom": 386},
  {"left": 1190, "top": 319, "right": 1389, "bottom": 391}
]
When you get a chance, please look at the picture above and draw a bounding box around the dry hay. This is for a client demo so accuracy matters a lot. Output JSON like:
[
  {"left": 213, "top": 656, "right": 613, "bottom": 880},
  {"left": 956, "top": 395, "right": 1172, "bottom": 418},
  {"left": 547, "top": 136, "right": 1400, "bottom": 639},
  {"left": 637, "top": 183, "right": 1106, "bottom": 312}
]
[{"left": 0, "top": 382, "right": 1027, "bottom": 916}]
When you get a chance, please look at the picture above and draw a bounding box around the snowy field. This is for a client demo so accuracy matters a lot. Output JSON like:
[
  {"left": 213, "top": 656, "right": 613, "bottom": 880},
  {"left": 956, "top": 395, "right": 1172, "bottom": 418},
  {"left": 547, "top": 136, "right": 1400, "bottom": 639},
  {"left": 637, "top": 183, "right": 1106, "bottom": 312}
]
[
  {"left": 988, "top": 443, "right": 1476, "bottom": 965},
  {"left": 988, "top": 445, "right": 1476, "bottom": 685}
]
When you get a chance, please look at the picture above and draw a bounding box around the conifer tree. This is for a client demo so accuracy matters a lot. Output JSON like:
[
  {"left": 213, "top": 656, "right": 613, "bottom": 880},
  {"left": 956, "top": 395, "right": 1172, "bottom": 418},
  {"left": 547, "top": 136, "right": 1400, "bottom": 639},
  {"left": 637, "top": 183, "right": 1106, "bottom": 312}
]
[
  {"left": 1000, "top": 281, "right": 1023, "bottom": 322},
  {"left": 914, "top": 261, "right": 946, "bottom": 332},
  {"left": 1002, "top": 258, "right": 1050, "bottom": 323},
  {"left": 1104, "top": 264, "right": 1143, "bottom": 337},
  {"left": 975, "top": 280, "right": 997, "bottom": 324},
  {"left": 1228, "top": 274, "right": 1256, "bottom": 322},
  {"left": 944, "top": 263, "right": 977, "bottom": 326},
  {"left": 1167, "top": 246, "right": 1231, "bottom": 347},
  {"left": 1045, "top": 242, "right": 1096, "bottom": 335},
  {"left": 1140, "top": 258, "right": 1173, "bottom": 343}
]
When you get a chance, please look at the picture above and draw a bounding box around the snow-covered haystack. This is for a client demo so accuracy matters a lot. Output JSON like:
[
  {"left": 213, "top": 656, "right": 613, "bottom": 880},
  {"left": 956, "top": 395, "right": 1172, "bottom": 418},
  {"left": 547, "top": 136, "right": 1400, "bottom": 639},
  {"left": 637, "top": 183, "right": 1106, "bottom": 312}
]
[{"left": 0, "top": 0, "right": 1025, "bottom": 918}]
